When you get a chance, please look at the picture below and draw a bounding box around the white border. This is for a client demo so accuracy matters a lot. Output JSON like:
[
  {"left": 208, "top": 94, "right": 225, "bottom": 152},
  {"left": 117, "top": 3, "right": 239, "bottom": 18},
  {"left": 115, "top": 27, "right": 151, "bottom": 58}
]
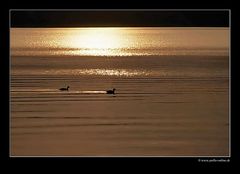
[{"left": 9, "top": 9, "right": 231, "bottom": 158}]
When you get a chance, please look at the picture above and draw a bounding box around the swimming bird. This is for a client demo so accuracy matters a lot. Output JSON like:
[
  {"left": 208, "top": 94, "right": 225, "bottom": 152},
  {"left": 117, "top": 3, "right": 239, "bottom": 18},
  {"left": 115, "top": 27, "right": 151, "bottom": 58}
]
[
  {"left": 106, "top": 88, "right": 116, "bottom": 94},
  {"left": 59, "top": 86, "right": 70, "bottom": 91}
]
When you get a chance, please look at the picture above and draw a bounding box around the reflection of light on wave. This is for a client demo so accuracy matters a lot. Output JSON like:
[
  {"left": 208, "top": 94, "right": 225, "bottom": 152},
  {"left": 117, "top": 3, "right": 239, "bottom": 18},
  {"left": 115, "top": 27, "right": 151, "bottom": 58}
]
[
  {"left": 11, "top": 89, "right": 106, "bottom": 94},
  {"left": 42, "top": 69, "right": 151, "bottom": 77},
  {"left": 81, "top": 91, "right": 106, "bottom": 94}
]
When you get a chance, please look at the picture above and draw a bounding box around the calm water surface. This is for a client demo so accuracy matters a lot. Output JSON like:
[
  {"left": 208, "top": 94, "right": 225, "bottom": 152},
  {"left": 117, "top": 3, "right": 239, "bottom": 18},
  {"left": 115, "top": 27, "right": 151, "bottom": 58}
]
[{"left": 10, "top": 27, "right": 229, "bottom": 156}]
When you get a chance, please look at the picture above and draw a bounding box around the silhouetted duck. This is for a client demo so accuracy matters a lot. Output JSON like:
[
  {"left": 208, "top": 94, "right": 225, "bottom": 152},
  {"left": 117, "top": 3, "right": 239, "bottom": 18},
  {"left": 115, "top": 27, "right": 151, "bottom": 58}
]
[
  {"left": 106, "top": 88, "right": 116, "bottom": 94},
  {"left": 59, "top": 86, "right": 70, "bottom": 91}
]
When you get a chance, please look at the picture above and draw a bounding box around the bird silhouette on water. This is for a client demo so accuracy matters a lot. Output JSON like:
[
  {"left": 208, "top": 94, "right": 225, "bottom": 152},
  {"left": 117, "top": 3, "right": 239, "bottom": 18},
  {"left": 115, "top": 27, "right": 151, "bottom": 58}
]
[
  {"left": 59, "top": 86, "right": 70, "bottom": 91},
  {"left": 106, "top": 88, "right": 116, "bottom": 94}
]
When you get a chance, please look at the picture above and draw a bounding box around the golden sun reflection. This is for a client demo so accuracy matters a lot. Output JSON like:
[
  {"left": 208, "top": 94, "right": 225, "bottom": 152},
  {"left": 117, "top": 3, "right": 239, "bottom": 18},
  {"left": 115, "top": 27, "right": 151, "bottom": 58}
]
[
  {"left": 64, "top": 28, "right": 123, "bottom": 56},
  {"left": 12, "top": 68, "right": 151, "bottom": 77}
]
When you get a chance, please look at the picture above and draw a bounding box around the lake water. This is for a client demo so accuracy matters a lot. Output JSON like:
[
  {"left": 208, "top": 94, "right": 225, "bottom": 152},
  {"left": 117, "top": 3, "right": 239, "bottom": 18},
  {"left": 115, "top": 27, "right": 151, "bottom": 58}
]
[{"left": 10, "top": 27, "right": 230, "bottom": 156}]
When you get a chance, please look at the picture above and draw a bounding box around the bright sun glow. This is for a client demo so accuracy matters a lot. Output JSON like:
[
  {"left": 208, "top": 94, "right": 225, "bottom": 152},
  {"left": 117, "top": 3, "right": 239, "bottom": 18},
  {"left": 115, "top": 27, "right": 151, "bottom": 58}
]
[{"left": 66, "top": 28, "right": 122, "bottom": 49}]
